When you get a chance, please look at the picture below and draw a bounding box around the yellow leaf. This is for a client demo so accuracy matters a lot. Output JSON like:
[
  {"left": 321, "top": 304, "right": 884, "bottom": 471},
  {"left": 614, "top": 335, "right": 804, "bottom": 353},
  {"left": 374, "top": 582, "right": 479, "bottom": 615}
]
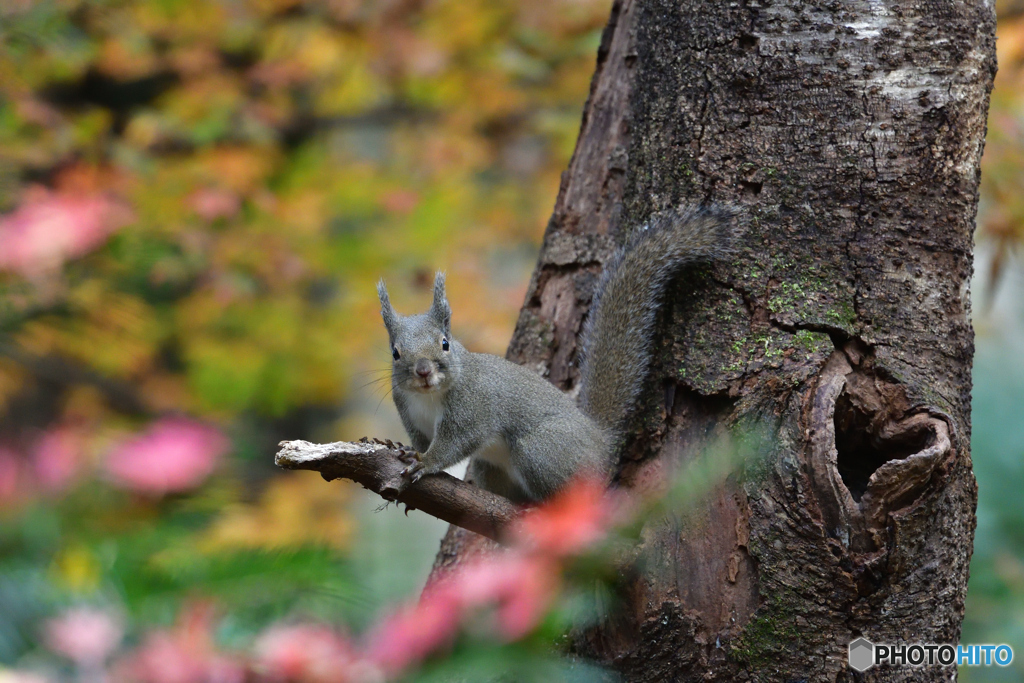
[
  {"left": 201, "top": 472, "right": 355, "bottom": 551},
  {"left": 50, "top": 545, "right": 101, "bottom": 594}
]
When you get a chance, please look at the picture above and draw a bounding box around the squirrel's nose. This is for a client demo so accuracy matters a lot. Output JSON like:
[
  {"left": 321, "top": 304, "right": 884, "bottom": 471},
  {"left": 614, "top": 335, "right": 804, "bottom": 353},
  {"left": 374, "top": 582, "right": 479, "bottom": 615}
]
[{"left": 415, "top": 360, "right": 433, "bottom": 378}]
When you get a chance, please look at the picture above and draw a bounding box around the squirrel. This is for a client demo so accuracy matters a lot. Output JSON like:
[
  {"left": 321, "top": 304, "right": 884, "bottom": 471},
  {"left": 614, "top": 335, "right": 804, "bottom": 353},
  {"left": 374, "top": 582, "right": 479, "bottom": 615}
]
[{"left": 377, "top": 205, "right": 741, "bottom": 503}]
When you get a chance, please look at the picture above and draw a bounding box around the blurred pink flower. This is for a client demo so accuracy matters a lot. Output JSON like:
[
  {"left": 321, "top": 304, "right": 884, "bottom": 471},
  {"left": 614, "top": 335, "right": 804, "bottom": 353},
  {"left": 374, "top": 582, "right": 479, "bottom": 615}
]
[
  {"left": 114, "top": 603, "right": 243, "bottom": 683},
  {"left": 379, "top": 190, "right": 419, "bottom": 215},
  {"left": 118, "top": 633, "right": 242, "bottom": 683},
  {"left": 32, "top": 427, "right": 84, "bottom": 492},
  {"left": 44, "top": 607, "right": 122, "bottom": 666},
  {"left": 360, "top": 479, "right": 631, "bottom": 676},
  {"left": 104, "top": 418, "right": 228, "bottom": 496},
  {"left": 366, "top": 554, "right": 557, "bottom": 675},
  {"left": 0, "top": 447, "right": 24, "bottom": 505},
  {"left": 254, "top": 624, "right": 376, "bottom": 683},
  {"left": 511, "top": 476, "right": 614, "bottom": 557},
  {"left": 247, "top": 61, "right": 308, "bottom": 89},
  {"left": 455, "top": 555, "right": 557, "bottom": 640},
  {"left": 14, "top": 97, "right": 61, "bottom": 127},
  {"left": 365, "top": 589, "right": 461, "bottom": 677},
  {"left": 360, "top": 481, "right": 624, "bottom": 676},
  {"left": 189, "top": 188, "right": 241, "bottom": 222},
  {"left": 0, "top": 191, "right": 128, "bottom": 277}
]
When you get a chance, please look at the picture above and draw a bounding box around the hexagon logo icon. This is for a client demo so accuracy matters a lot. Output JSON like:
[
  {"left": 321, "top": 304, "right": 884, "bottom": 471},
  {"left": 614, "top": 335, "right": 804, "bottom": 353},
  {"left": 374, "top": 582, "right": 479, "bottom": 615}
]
[{"left": 849, "top": 637, "right": 875, "bottom": 672}]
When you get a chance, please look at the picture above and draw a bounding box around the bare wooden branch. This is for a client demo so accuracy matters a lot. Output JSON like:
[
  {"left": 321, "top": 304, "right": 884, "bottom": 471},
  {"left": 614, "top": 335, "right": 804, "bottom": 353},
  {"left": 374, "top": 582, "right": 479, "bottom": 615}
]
[{"left": 275, "top": 439, "right": 519, "bottom": 542}]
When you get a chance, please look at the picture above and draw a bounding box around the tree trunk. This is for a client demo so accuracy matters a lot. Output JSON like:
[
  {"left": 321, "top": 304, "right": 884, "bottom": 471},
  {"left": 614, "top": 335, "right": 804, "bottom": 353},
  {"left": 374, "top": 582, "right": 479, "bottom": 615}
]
[{"left": 430, "top": 0, "right": 996, "bottom": 680}]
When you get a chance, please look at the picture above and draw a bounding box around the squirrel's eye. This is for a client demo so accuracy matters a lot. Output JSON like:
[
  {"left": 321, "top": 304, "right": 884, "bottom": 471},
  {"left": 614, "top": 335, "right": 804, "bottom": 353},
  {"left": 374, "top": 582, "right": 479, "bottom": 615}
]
[
  {"left": 392, "top": 346, "right": 400, "bottom": 360},
  {"left": 441, "top": 338, "right": 449, "bottom": 351}
]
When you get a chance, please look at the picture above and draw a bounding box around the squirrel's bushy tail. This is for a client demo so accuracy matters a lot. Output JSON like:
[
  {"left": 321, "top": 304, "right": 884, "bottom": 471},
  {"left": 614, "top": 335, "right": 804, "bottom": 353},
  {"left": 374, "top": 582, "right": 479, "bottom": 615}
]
[{"left": 578, "top": 205, "right": 742, "bottom": 443}]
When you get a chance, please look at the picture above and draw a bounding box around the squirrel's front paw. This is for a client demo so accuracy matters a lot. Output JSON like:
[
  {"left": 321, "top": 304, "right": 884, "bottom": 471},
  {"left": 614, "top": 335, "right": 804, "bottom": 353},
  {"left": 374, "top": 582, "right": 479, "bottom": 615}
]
[
  {"left": 395, "top": 445, "right": 425, "bottom": 485},
  {"left": 401, "top": 459, "right": 426, "bottom": 485},
  {"left": 396, "top": 446, "right": 420, "bottom": 466},
  {"left": 397, "top": 447, "right": 425, "bottom": 484},
  {"left": 382, "top": 449, "right": 424, "bottom": 500}
]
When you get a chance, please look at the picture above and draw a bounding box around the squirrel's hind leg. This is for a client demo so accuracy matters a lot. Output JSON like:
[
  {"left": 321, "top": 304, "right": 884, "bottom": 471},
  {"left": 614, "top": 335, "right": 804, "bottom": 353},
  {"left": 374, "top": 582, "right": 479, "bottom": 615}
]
[{"left": 467, "top": 458, "right": 532, "bottom": 504}]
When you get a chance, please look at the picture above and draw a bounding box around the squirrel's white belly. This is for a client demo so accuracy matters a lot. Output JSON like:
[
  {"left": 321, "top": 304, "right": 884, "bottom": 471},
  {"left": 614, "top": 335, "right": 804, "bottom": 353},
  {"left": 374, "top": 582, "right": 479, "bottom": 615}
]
[
  {"left": 405, "top": 391, "right": 442, "bottom": 440},
  {"left": 473, "top": 435, "right": 512, "bottom": 471},
  {"left": 473, "top": 436, "right": 532, "bottom": 495}
]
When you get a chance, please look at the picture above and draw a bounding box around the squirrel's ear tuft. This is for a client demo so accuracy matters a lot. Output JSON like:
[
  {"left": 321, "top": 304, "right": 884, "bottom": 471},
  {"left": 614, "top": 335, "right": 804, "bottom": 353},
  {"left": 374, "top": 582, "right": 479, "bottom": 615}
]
[
  {"left": 378, "top": 279, "right": 398, "bottom": 334},
  {"left": 430, "top": 271, "right": 451, "bottom": 334}
]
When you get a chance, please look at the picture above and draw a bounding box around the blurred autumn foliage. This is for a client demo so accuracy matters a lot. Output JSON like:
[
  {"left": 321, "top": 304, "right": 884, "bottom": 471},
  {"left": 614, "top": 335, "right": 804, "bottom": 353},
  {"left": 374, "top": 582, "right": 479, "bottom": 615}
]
[
  {"left": 0, "top": 0, "right": 609, "bottom": 434},
  {"left": 979, "top": 11, "right": 1024, "bottom": 305},
  {"left": 0, "top": 0, "right": 614, "bottom": 679},
  {"left": 32, "top": 476, "right": 626, "bottom": 682},
  {"left": 2, "top": 0, "right": 1024, "bottom": 680}
]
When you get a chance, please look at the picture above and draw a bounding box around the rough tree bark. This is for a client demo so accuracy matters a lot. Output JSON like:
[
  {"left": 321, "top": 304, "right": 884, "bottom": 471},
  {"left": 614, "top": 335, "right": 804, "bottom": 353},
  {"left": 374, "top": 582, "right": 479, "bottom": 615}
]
[{"left": 428, "top": 0, "right": 996, "bottom": 681}]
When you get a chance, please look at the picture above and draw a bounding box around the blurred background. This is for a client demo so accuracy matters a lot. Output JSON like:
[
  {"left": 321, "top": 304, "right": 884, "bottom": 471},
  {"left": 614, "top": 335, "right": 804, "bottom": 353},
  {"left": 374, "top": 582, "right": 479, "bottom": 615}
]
[{"left": 0, "top": 0, "right": 1021, "bottom": 681}]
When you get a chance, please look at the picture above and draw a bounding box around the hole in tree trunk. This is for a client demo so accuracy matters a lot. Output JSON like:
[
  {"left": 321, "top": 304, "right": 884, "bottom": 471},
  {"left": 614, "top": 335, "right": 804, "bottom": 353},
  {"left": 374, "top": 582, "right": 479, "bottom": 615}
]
[
  {"left": 737, "top": 33, "right": 759, "bottom": 50},
  {"left": 740, "top": 180, "right": 762, "bottom": 197},
  {"left": 833, "top": 390, "right": 935, "bottom": 501}
]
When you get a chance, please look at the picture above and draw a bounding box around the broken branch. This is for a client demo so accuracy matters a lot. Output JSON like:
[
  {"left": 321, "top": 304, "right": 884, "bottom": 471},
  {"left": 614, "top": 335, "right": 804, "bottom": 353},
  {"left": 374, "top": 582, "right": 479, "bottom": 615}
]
[{"left": 274, "top": 439, "right": 519, "bottom": 542}]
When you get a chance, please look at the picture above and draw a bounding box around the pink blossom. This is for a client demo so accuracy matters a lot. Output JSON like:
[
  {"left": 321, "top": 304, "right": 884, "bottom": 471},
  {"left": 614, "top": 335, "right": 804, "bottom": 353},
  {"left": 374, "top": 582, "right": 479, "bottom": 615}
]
[
  {"left": 0, "top": 191, "right": 127, "bottom": 277},
  {"left": 247, "top": 61, "right": 307, "bottom": 88},
  {"left": 0, "top": 447, "right": 23, "bottom": 505},
  {"left": 32, "top": 427, "right": 84, "bottom": 492},
  {"left": 117, "top": 632, "right": 242, "bottom": 683},
  {"left": 359, "top": 480, "right": 622, "bottom": 676},
  {"left": 104, "top": 418, "right": 228, "bottom": 496},
  {"left": 43, "top": 607, "right": 122, "bottom": 666},
  {"left": 189, "top": 188, "right": 241, "bottom": 222},
  {"left": 365, "top": 554, "right": 557, "bottom": 675},
  {"left": 454, "top": 555, "right": 557, "bottom": 639},
  {"left": 113, "top": 603, "right": 243, "bottom": 683},
  {"left": 364, "top": 590, "right": 461, "bottom": 677},
  {"left": 379, "top": 190, "right": 419, "bottom": 215},
  {"left": 15, "top": 97, "right": 61, "bottom": 127},
  {"left": 254, "top": 624, "right": 375, "bottom": 683},
  {"left": 510, "top": 476, "right": 614, "bottom": 556}
]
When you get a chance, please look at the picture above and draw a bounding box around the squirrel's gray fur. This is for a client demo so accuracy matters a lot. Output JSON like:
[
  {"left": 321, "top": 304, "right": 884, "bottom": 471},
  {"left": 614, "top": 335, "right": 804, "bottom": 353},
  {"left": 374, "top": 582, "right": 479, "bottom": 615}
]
[{"left": 378, "top": 205, "right": 741, "bottom": 503}]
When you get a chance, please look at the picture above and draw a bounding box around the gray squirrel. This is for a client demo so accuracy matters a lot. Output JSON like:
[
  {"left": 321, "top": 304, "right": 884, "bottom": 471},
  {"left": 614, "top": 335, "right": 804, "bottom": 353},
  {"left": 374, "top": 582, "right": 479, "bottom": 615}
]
[{"left": 377, "top": 205, "right": 741, "bottom": 503}]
